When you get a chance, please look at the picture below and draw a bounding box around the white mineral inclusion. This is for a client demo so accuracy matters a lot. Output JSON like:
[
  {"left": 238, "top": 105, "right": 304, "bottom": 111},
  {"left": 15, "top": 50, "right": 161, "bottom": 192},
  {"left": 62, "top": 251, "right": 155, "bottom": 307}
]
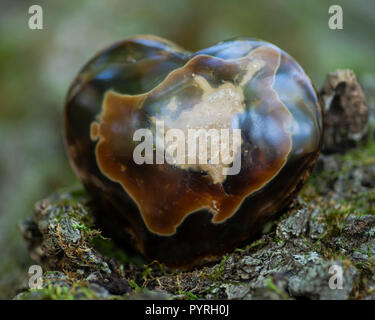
[{"left": 159, "top": 56, "right": 266, "bottom": 184}]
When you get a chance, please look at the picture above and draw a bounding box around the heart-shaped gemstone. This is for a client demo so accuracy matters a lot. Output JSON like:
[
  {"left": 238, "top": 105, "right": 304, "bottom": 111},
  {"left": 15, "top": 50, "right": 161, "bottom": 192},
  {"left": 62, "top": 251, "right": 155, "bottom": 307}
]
[{"left": 64, "top": 35, "right": 323, "bottom": 268}]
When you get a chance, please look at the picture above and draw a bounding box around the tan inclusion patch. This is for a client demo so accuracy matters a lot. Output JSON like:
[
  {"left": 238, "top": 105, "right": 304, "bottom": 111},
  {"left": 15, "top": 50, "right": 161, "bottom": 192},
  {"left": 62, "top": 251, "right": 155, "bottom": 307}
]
[{"left": 160, "top": 57, "right": 264, "bottom": 183}]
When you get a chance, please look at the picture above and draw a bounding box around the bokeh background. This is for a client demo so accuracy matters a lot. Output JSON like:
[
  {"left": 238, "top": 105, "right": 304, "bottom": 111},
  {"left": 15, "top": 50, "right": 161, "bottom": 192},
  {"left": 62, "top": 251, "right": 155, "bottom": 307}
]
[{"left": 0, "top": 0, "right": 374, "bottom": 298}]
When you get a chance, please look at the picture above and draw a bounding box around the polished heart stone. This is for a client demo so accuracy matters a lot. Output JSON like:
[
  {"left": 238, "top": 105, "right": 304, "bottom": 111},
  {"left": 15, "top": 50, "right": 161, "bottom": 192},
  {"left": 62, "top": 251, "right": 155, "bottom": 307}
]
[{"left": 64, "top": 35, "right": 323, "bottom": 268}]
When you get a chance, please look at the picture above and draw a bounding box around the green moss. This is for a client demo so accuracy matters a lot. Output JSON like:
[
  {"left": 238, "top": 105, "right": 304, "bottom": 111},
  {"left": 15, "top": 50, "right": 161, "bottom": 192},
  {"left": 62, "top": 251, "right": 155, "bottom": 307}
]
[
  {"left": 350, "top": 191, "right": 375, "bottom": 216},
  {"left": 38, "top": 284, "right": 74, "bottom": 300},
  {"left": 340, "top": 133, "right": 375, "bottom": 166},
  {"left": 273, "top": 237, "right": 283, "bottom": 244},
  {"left": 264, "top": 277, "right": 289, "bottom": 299},
  {"left": 183, "top": 291, "right": 199, "bottom": 300},
  {"left": 128, "top": 280, "right": 142, "bottom": 291},
  {"left": 19, "top": 276, "right": 131, "bottom": 300},
  {"left": 207, "top": 255, "right": 228, "bottom": 281},
  {"left": 21, "top": 283, "right": 102, "bottom": 300},
  {"left": 247, "top": 239, "right": 264, "bottom": 250}
]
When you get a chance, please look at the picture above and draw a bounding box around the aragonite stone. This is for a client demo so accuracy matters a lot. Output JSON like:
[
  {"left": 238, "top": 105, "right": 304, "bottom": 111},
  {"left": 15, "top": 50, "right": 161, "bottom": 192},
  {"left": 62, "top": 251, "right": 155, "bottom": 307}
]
[{"left": 64, "top": 35, "right": 323, "bottom": 268}]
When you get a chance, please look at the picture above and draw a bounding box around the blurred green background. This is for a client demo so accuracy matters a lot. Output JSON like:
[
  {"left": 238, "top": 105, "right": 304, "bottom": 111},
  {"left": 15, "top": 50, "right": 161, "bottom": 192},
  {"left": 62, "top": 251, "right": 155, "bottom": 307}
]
[{"left": 0, "top": 0, "right": 374, "bottom": 298}]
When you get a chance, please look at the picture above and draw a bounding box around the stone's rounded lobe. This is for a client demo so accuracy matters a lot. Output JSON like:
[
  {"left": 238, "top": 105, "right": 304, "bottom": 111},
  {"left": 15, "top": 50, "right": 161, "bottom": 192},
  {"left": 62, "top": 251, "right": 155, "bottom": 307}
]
[{"left": 64, "top": 35, "right": 323, "bottom": 268}]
